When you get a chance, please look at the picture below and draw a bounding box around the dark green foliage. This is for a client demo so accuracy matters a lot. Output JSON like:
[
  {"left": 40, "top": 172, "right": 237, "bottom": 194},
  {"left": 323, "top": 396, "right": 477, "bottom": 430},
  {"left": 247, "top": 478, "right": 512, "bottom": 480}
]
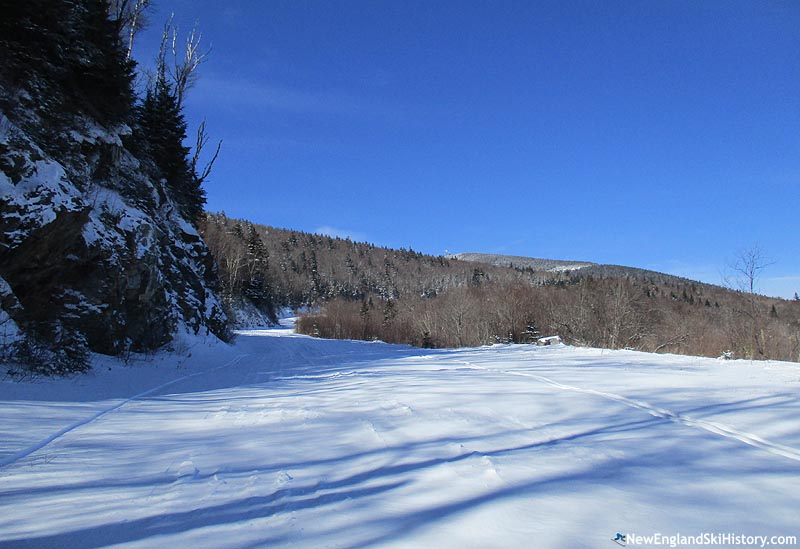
[
  {"left": 139, "top": 80, "right": 189, "bottom": 185},
  {"left": 11, "top": 322, "right": 91, "bottom": 376},
  {"left": 0, "top": 0, "right": 135, "bottom": 129},
  {"left": 80, "top": 0, "right": 137, "bottom": 122},
  {"left": 382, "top": 299, "right": 396, "bottom": 325},
  {"left": 137, "top": 76, "right": 206, "bottom": 222},
  {"left": 522, "top": 320, "right": 540, "bottom": 343}
]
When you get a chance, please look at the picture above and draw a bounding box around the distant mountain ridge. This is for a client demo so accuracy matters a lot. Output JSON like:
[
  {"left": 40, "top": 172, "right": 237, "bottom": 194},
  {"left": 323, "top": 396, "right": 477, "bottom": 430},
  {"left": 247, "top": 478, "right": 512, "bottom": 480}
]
[
  {"left": 451, "top": 252, "right": 712, "bottom": 289},
  {"left": 449, "top": 253, "right": 595, "bottom": 273}
]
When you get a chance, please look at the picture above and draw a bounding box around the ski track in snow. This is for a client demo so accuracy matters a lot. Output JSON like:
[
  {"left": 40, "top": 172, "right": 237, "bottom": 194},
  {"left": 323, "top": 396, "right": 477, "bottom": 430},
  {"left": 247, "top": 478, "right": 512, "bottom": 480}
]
[
  {"left": 0, "top": 354, "right": 248, "bottom": 469},
  {"left": 465, "top": 362, "right": 800, "bottom": 463}
]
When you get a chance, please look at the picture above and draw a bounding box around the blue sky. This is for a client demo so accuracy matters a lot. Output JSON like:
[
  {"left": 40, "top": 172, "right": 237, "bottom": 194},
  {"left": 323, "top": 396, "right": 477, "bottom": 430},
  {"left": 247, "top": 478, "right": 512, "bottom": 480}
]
[{"left": 135, "top": 1, "right": 800, "bottom": 298}]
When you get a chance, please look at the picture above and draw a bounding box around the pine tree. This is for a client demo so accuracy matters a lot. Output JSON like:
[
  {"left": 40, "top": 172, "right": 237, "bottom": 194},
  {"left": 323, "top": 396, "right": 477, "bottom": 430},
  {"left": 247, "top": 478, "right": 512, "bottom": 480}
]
[
  {"left": 383, "top": 299, "right": 396, "bottom": 325},
  {"left": 138, "top": 74, "right": 206, "bottom": 222},
  {"left": 0, "top": 0, "right": 135, "bottom": 130},
  {"left": 310, "top": 250, "right": 324, "bottom": 298},
  {"left": 246, "top": 225, "right": 266, "bottom": 262},
  {"left": 360, "top": 299, "right": 371, "bottom": 319},
  {"left": 81, "top": 0, "right": 136, "bottom": 123}
]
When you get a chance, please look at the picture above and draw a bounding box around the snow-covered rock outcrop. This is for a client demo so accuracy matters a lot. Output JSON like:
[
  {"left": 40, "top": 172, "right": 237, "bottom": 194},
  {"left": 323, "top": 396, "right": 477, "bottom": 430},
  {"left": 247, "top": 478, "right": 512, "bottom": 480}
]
[{"left": 0, "top": 111, "right": 227, "bottom": 373}]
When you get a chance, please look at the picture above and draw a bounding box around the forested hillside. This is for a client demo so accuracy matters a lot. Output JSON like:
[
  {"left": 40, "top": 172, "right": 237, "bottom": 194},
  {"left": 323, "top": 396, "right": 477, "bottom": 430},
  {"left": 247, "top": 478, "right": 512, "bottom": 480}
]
[
  {"left": 201, "top": 213, "right": 537, "bottom": 322},
  {"left": 0, "top": 1, "right": 227, "bottom": 374},
  {"left": 203, "top": 214, "right": 800, "bottom": 361}
]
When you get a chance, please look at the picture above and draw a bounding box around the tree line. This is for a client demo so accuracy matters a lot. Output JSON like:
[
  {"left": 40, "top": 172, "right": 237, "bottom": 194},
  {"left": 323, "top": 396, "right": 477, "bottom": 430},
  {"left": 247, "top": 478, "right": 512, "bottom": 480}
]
[{"left": 202, "top": 214, "right": 800, "bottom": 362}]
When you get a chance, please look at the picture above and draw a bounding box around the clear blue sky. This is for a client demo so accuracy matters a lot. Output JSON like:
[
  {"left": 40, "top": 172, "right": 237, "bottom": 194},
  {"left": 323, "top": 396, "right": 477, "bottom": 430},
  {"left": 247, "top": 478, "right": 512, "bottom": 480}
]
[{"left": 136, "top": 1, "right": 800, "bottom": 298}]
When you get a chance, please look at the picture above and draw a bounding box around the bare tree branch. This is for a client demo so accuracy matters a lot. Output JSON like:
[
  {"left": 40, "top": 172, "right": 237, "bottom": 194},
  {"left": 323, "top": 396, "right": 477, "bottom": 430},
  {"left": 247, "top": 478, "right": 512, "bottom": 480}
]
[
  {"left": 153, "top": 16, "right": 211, "bottom": 107},
  {"left": 653, "top": 333, "right": 688, "bottom": 354},
  {"left": 191, "top": 119, "right": 222, "bottom": 186},
  {"left": 109, "top": 0, "right": 152, "bottom": 60},
  {"left": 156, "top": 14, "right": 174, "bottom": 84},
  {"left": 730, "top": 244, "right": 775, "bottom": 295},
  {"left": 172, "top": 22, "right": 211, "bottom": 106}
]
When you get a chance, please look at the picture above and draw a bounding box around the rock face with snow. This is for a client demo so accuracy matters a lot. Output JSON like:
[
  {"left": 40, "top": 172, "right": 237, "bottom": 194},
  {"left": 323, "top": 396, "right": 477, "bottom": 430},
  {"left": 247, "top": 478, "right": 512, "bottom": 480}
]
[
  {"left": 0, "top": 110, "right": 228, "bottom": 371},
  {"left": 0, "top": 3, "right": 228, "bottom": 373}
]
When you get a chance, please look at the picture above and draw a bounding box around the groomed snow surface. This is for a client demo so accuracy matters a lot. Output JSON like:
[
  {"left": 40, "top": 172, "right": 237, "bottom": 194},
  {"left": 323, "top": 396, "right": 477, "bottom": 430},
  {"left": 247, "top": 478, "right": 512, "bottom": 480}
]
[{"left": 1, "top": 320, "right": 799, "bottom": 548}]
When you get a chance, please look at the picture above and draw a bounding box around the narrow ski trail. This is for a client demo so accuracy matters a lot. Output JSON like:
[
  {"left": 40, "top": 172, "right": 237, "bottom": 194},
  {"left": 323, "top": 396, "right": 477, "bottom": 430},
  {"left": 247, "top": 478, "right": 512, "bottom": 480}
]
[
  {"left": 0, "top": 354, "right": 248, "bottom": 469},
  {"left": 474, "top": 364, "right": 800, "bottom": 463},
  {"left": 1, "top": 327, "right": 798, "bottom": 548}
]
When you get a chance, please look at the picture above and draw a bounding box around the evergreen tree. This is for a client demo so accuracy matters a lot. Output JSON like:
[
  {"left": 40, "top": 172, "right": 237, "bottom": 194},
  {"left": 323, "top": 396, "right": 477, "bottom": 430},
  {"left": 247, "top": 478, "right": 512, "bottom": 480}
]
[
  {"left": 382, "top": 299, "right": 396, "bottom": 326},
  {"left": 0, "top": 0, "right": 135, "bottom": 130},
  {"left": 359, "top": 299, "right": 371, "bottom": 319},
  {"left": 232, "top": 222, "right": 244, "bottom": 239},
  {"left": 522, "top": 320, "right": 540, "bottom": 343},
  {"left": 80, "top": 0, "right": 136, "bottom": 123},
  {"left": 137, "top": 75, "right": 206, "bottom": 222},
  {"left": 246, "top": 225, "right": 267, "bottom": 266},
  {"left": 471, "top": 268, "right": 486, "bottom": 287}
]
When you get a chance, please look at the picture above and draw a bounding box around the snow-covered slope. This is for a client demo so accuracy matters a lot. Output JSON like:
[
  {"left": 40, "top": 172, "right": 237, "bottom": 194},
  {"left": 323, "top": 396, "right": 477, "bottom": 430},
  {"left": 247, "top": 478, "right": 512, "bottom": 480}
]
[{"left": 1, "top": 327, "right": 799, "bottom": 547}]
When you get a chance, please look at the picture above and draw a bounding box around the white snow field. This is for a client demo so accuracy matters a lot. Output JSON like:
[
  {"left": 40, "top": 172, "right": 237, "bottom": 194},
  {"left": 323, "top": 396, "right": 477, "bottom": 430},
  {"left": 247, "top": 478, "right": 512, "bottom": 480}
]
[{"left": 1, "top": 320, "right": 799, "bottom": 548}]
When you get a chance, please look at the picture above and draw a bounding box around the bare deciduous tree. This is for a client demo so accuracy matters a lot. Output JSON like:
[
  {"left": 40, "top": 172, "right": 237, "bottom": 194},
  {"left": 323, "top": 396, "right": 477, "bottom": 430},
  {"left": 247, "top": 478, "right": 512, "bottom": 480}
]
[
  {"left": 727, "top": 245, "right": 775, "bottom": 358},
  {"left": 156, "top": 15, "right": 211, "bottom": 107},
  {"left": 730, "top": 245, "right": 773, "bottom": 296},
  {"left": 606, "top": 280, "right": 644, "bottom": 349},
  {"left": 108, "top": 0, "right": 152, "bottom": 60}
]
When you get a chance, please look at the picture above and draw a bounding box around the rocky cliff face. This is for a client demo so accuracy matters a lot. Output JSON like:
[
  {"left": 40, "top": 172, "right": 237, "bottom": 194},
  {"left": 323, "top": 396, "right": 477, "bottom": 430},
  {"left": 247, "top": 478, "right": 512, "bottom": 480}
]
[
  {"left": 0, "top": 107, "right": 228, "bottom": 374},
  {"left": 0, "top": 2, "right": 230, "bottom": 375}
]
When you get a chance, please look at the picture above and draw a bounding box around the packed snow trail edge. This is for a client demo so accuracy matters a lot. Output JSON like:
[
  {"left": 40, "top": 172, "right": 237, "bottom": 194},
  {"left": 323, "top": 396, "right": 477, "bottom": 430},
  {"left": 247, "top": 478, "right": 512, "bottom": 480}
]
[{"left": 0, "top": 354, "right": 248, "bottom": 469}]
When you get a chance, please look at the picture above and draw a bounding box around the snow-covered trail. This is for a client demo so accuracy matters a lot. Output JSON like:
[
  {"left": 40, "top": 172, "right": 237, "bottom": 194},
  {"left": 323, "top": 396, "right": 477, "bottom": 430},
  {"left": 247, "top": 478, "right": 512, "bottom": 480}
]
[{"left": 1, "top": 323, "right": 799, "bottom": 548}]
